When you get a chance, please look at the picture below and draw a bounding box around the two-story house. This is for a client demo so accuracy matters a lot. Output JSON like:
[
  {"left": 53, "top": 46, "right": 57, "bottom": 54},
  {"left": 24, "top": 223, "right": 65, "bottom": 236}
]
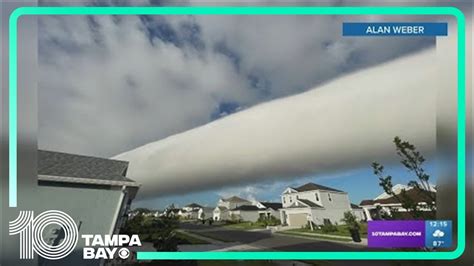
[
  {"left": 280, "top": 182, "right": 361, "bottom": 227},
  {"left": 180, "top": 203, "right": 203, "bottom": 219},
  {"left": 213, "top": 196, "right": 251, "bottom": 221}
]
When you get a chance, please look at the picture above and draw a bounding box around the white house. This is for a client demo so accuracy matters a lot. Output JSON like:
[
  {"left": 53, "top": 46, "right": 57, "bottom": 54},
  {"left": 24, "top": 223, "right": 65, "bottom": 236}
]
[
  {"left": 213, "top": 196, "right": 251, "bottom": 221},
  {"left": 254, "top": 202, "right": 283, "bottom": 220},
  {"left": 350, "top": 203, "right": 366, "bottom": 221},
  {"left": 180, "top": 203, "right": 202, "bottom": 219},
  {"left": 228, "top": 205, "right": 263, "bottom": 222},
  {"left": 359, "top": 184, "right": 436, "bottom": 220},
  {"left": 183, "top": 203, "right": 202, "bottom": 212},
  {"left": 198, "top": 207, "right": 214, "bottom": 220},
  {"left": 279, "top": 182, "right": 360, "bottom": 227},
  {"left": 213, "top": 206, "right": 229, "bottom": 221}
]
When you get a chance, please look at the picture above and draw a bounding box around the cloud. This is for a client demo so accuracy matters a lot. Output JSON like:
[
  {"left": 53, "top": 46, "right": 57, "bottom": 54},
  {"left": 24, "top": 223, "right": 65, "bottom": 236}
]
[
  {"left": 38, "top": 15, "right": 255, "bottom": 157},
  {"left": 38, "top": 12, "right": 436, "bottom": 158},
  {"left": 114, "top": 48, "right": 445, "bottom": 199},
  {"left": 433, "top": 229, "right": 445, "bottom": 238}
]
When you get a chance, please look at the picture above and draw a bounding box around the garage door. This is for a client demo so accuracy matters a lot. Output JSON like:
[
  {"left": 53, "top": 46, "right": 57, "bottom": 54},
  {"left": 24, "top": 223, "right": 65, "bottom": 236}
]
[{"left": 288, "top": 213, "right": 308, "bottom": 227}]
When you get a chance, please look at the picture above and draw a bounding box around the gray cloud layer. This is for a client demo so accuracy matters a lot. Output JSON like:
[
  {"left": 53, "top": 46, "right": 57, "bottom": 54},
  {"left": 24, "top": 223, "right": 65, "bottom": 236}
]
[
  {"left": 115, "top": 48, "right": 440, "bottom": 199},
  {"left": 38, "top": 14, "right": 433, "bottom": 158}
]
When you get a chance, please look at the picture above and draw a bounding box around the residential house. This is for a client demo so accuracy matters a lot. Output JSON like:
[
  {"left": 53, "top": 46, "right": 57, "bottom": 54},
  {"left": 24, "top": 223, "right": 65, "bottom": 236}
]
[
  {"left": 359, "top": 185, "right": 436, "bottom": 220},
  {"left": 213, "top": 206, "right": 229, "bottom": 221},
  {"left": 213, "top": 196, "right": 251, "bottom": 221},
  {"left": 36, "top": 149, "right": 140, "bottom": 265},
  {"left": 228, "top": 205, "right": 264, "bottom": 222},
  {"left": 198, "top": 207, "right": 214, "bottom": 220},
  {"left": 254, "top": 202, "right": 283, "bottom": 220},
  {"left": 279, "top": 182, "right": 359, "bottom": 227},
  {"left": 163, "top": 208, "right": 181, "bottom": 217},
  {"left": 350, "top": 203, "right": 366, "bottom": 221},
  {"left": 183, "top": 203, "right": 202, "bottom": 212},
  {"left": 179, "top": 203, "right": 203, "bottom": 219}
]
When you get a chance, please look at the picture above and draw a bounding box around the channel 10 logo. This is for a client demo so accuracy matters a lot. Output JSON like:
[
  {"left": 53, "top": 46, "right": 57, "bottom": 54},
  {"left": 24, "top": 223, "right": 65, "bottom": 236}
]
[{"left": 9, "top": 210, "right": 79, "bottom": 260}]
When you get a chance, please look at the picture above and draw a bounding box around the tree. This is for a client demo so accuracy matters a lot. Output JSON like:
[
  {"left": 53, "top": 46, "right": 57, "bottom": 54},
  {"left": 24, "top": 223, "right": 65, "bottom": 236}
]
[
  {"left": 371, "top": 137, "right": 436, "bottom": 219},
  {"left": 341, "top": 211, "right": 360, "bottom": 230},
  {"left": 121, "top": 211, "right": 180, "bottom": 251}
]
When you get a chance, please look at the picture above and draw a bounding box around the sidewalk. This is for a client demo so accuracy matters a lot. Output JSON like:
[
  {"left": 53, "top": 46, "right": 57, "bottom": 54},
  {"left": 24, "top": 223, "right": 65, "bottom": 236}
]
[{"left": 275, "top": 231, "right": 368, "bottom": 246}]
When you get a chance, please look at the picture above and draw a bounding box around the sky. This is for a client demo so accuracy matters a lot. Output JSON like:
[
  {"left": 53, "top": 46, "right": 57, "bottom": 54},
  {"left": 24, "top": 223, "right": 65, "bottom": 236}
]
[
  {"left": 37, "top": 0, "right": 441, "bottom": 209},
  {"left": 134, "top": 162, "right": 437, "bottom": 210}
]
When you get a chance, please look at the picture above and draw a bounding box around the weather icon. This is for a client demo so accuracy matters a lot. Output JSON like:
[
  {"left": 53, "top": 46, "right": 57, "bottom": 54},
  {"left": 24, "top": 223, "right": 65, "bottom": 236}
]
[{"left": 432, "top": 229, "right": 445, "bottom": 238}]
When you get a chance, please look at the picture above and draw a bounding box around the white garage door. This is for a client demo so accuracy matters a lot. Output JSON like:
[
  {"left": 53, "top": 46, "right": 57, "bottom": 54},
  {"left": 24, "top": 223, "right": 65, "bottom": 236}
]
[{"left": 288, "top": 213, "right": 308, "bottom": 227}]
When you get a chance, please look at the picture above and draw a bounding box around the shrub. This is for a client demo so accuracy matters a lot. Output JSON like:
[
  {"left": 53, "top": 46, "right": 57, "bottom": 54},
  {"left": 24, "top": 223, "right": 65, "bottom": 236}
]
[
  {"left": 341, "top": 211, "right": 360, "bottom": 230},
  {"left": 257, "top": 215, "right": 281, "bottom": 227},
  {"left": 321, "top": 219, "right": 338, "bottom": 233}
]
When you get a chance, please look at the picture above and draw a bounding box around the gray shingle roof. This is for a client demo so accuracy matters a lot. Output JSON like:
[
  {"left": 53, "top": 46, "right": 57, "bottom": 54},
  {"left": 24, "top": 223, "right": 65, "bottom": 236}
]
[
  {"left": 260, "top": 202, "right": 283, "bottom": 210},
  {"left": 38, "top": 150, "right": 134, "bottom": 182},
  {"left": 231, "top": 205, "right": 263, "bottom": 211},
  {"left": 351, "top": 203, "right": 362, "bottom": 209},
  {"left": 293, "top": 182, "right": 344, "bottom": 193}
]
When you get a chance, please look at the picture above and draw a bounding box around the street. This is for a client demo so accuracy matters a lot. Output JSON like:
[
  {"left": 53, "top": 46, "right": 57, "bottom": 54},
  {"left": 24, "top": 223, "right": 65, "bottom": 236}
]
[{"left": 179, "top": 222, "right": 367, "bottom": 252}]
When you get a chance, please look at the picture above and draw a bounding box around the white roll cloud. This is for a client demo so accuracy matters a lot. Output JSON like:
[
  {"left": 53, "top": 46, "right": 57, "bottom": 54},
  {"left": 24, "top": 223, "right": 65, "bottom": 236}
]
[{"left": 115, "top": 48, "right": 441, "bottom": 199}]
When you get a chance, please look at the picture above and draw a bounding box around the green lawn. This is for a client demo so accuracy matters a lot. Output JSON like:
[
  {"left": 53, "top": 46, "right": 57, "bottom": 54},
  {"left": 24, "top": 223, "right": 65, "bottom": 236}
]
[
  {"left": 277, "top": 231, "right": 353, "bottom": 242},
  {"left": 223, "top": 222, "right": 267, "bottom": 230},
  {"left": 289, "top": 223, "right": 368, "bottom": 238}
]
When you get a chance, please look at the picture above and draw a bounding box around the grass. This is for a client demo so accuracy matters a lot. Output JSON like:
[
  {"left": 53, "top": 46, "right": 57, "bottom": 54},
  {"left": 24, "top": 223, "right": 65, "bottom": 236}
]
[
  {"left": 277, "top": 231, "right": 353, "bottom": 243},
  {"left": 289, "top": 223, "right": 368, "bottom": 238},
  {"left": 224, "top": 222, "right": 267, "bottom": 230}
]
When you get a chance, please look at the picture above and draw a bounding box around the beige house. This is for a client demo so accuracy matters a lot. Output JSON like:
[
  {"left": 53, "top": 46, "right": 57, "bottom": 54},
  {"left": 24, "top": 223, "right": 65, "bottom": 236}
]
[{"left": 280, "top": 182, "right": 362, "bottom": 227}]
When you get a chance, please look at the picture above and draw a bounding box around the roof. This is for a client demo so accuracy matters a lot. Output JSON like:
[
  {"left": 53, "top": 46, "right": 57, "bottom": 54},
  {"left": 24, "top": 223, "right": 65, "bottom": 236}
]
[
  {"left": 351, "top": 203, "right": 362, "bottom": 209},
  {"left": 359, "top": 188, "right": 436, "bottom": 206},
  {"left": 359, "top": 199, "right": 375, "bottom": 206},
  {"left": 374, "top": 184, "right": 436, "bottom": 200},
  {"left": 223, "top": 196, "right": 251, "bottom": 203},
  {"left": 185, "top": 203, "right": 202, "bottom": 208},
  {"left": 199, "top": 207, "right": 215, "bottom": 211},
  {"left": 38, "top": 150, "right": 135, "bottom": 183},
  {"left": 215, "top": 206, "right": 228, "bottom": 211},
  {"left": 260, "top": 202, "right": 283, "bottom": 210},
  {"left": 297, "top": 199, "right": 323, "bottom": 208},
  {"left": 292, "top": 182, "right": 344, "bottom": 193},
  {"left": 231, "top": 205, "right": 263, "bottom": 211}
]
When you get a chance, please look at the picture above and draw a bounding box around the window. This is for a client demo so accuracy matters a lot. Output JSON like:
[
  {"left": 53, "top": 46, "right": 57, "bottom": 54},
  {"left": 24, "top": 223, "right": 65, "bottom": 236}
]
[
  {"left": 283, "top": 197, "right": 286, "bottom": 204},
  {"left": 289, "top": 197, "right": 293, "bottom": 203},
  {"left": 315, "top": 193, "right": 319, "bottom": 201},
  {"left": 328, "top": 193, "right": 332, "bottom": 201}
]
